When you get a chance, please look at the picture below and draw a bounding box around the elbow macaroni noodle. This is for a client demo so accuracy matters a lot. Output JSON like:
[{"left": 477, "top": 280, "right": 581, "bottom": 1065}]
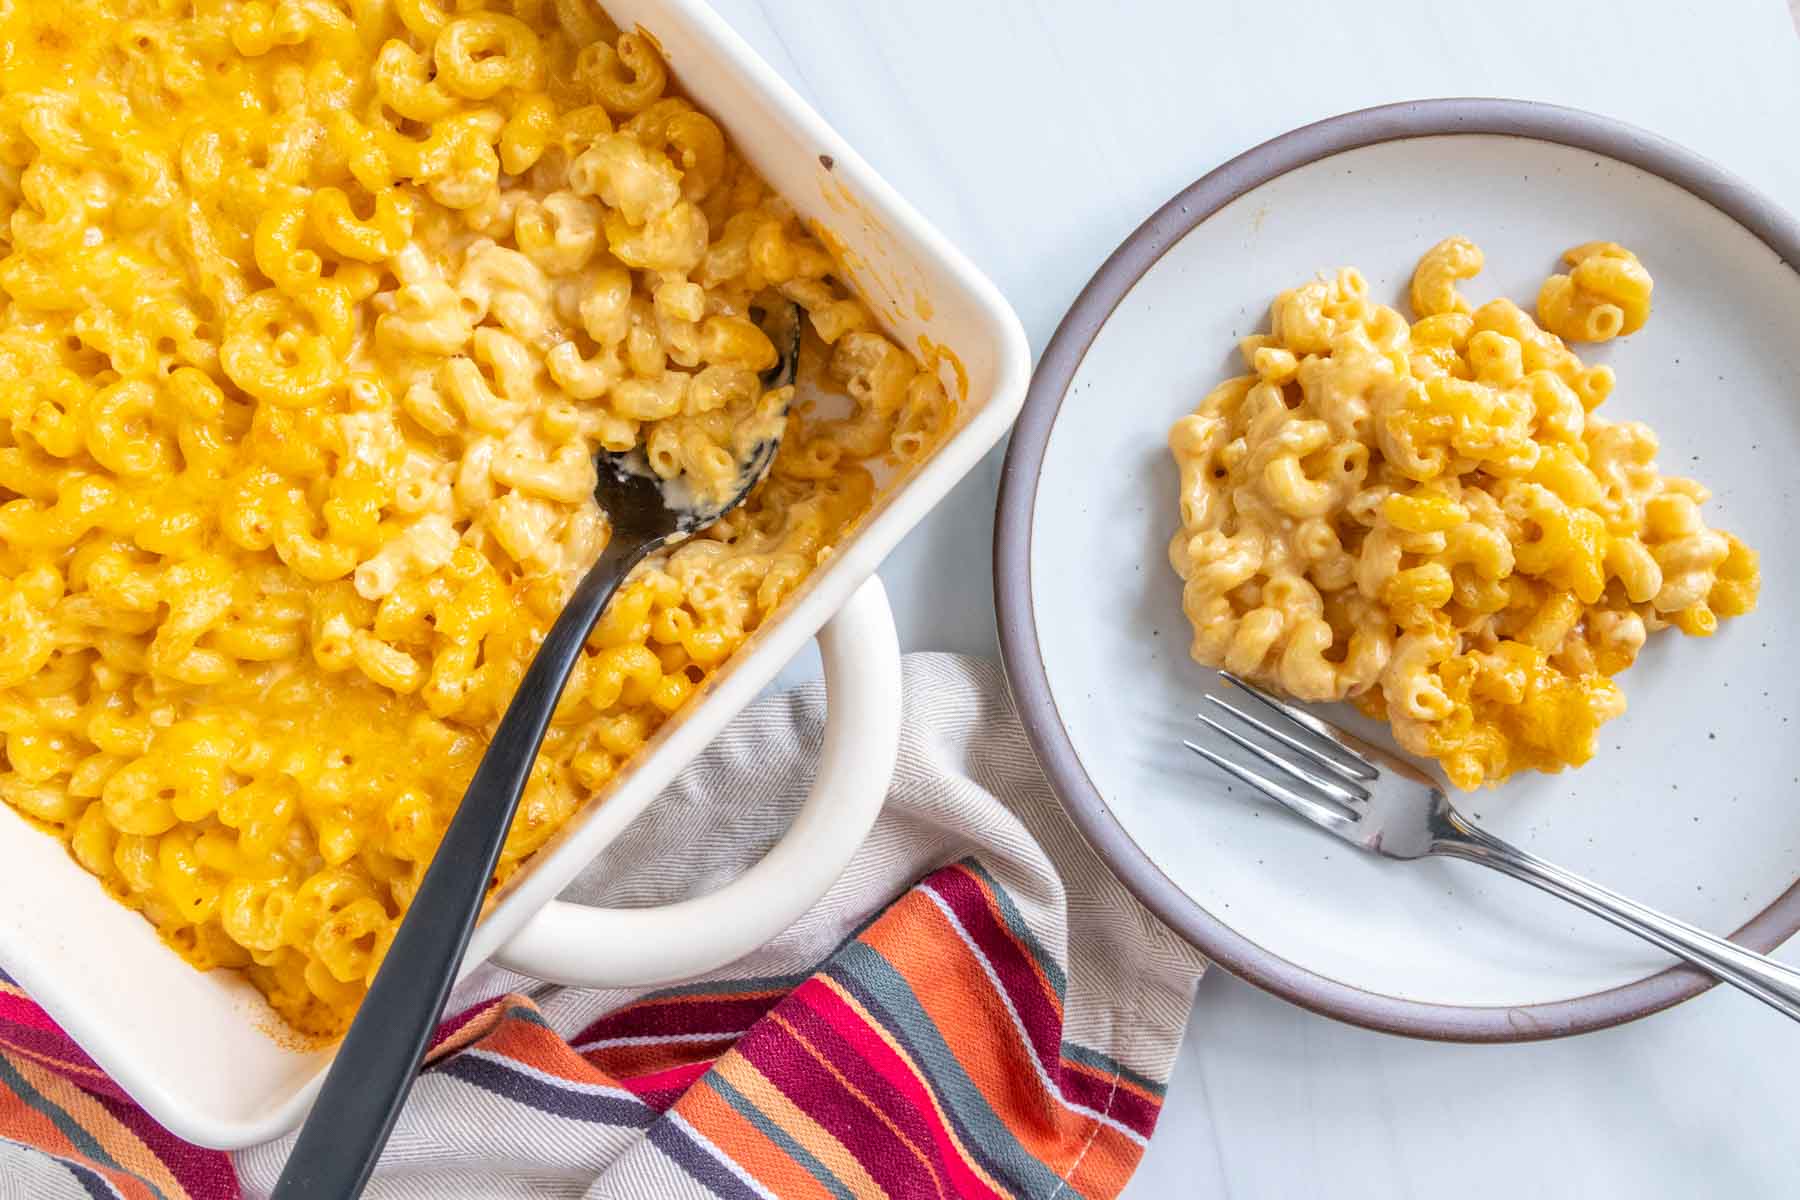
[
  {"left": 0, "top": 0, "right": 954, "bottom": 1035},
  {"left": 1168, "top": 238, "right": 1757, "bottom": 790},
  {"left": 1536, "top": 242, "right": 1653, "bottom": 344}
]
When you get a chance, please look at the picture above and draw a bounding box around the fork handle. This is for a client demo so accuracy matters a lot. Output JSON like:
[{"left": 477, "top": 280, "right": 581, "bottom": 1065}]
[{"left": 1432, "top": 812, "right": 1800, "bottom": 1023}]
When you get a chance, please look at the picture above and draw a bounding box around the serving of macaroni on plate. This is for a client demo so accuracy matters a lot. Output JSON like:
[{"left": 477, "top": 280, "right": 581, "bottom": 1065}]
[
  {"left": 1167, "top": 237, "right": 1759, "bottom": 790},
  {"left": 0, "top": 0, "right": 952, "bottom": 1035}
]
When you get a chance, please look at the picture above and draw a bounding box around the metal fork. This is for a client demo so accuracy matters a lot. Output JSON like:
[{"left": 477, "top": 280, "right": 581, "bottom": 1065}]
[{"left": 1185, "top": 671, "right": 1800, "bottom": 1022}]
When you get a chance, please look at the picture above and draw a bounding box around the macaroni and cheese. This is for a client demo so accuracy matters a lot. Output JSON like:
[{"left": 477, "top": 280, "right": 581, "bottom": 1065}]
[
  {"left": 1168, "top": 238, "right": 1758, "bottom": 790},
  {"left": 0, "top": 0, "right": 953, "bottom": 1035}
]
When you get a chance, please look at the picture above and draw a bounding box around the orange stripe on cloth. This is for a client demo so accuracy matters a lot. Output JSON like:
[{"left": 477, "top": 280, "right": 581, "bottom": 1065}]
[
  {"left": 712, "top": 1054, "right": 894, "bottom": 1200},
  {"left": 0, "top": 1064, "right": 84, "bottom": 1164},
  {"left": 0, "top": 1037, "right": 120, "bottom": 1095},
  {"left": 676, "top": 1073, "right": 841, "bottom": 1200},
  {"left": 858, "top": 889, "right": 1115, "bottom": 1172},
  {"left": 424, "top": 994, "right": 513, "bottom": 1064},
  {"left": 470, "top": 1004, "right": 609, "bottom": 1085},
  {"left": 0, "top": 1054, "right": 176, "bottom": 1200},
  {"left": 1057, "top": 1118, "right": 1152, "bottom": 1200},
  {"left": 580, "top": 1035, "right": 738, "bottom": 1082},
  {"left": 765, "top": 1007, "right": 969, "bottom": 1198},
  {"left": 809, "top": 976, "right": 1014, "bottom": 1198}
]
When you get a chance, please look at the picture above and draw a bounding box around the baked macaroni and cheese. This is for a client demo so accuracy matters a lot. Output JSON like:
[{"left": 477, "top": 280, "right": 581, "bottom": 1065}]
[
  {"left": 0, "top": 0, "right": 952, "bottom": 1035},
  {"left": 1168, "top": 238, "right": 1758, "bottom": 790}
]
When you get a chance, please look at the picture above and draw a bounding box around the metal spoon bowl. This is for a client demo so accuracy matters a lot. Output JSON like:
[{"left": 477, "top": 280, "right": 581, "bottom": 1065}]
[{"left": 274, "top": 302, "right": 803, "bottom": 1198}]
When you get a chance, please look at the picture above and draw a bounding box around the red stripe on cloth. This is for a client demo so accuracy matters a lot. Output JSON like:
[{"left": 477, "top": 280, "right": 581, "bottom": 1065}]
[
  {"left": 0, "top": 1025, "right": 127, "bottom": 1099},
  {"left": 780, "top": 986, "right": 1006, "bottom": 1199},
  {"left": 1066, "top": 1055, "right": 1165, "bottom": 1108},
  {"left": 0, "top": 991, "right": 129, "bottom": 1103},
  {"left": 0, "top": 1018, "right": 138, "bottom": 1125},
  {"left": 799, "top": 979, "right": 1007, "bottom": 1200},
  {"left": 735, "top": 1010, "right": 944, "bottom": 1200},
  {"left": 616, "top": 1059, "right": 712, "bottom": 1111},
  {"left": 1058, "top": 1059, "right": 1160, "bottom": 1139},
  {"left": 96, "top": 1093, "right": 242, "bottom": 1200},
  {"left": 580, "top": 1037, "right": 735, "bottom": 1084},
  {"left": 0, "top": 989, "right": 70, "bottom": 1035},
  {"left": 737, "top": 976, "right": 1012, "bottom": 1200},
  {"left": 924, "top": 867, "right": 1064, "bottom": 1072},
  {"left": 573, "top": 995, "right": 785, "bottom": 1045}
]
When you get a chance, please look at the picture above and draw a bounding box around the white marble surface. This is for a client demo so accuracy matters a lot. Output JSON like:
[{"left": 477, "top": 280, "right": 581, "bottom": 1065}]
[{"left": 706, "top": 1, "right": 1800, "bottom": 1195}]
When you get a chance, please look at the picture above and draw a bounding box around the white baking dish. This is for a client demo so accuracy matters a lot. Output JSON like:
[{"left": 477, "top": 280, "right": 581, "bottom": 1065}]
[{"left": 0, "top": 0, "right": 1029, "bottom": 1149}]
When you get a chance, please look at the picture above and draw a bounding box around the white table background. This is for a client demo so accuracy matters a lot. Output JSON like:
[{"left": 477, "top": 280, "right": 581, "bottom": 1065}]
[{"left": 711, "top": 1, "right": 1800, "bottom": 1195}]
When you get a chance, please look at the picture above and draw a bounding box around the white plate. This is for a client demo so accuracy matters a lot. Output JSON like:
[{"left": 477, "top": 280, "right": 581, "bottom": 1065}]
[{"left": 996, "top": 100, "right": 1800, "bottom": 1040}]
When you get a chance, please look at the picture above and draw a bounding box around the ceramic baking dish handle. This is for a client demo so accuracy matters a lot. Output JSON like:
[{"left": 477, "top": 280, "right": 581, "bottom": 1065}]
[{"left": 491, "top": 575, "right": 901, "bottom": 987}]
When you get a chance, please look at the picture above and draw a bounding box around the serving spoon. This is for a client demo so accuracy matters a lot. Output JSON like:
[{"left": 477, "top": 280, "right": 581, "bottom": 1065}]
[{"left": 273, "top": 304, "right": 801, "bottom": 1199}]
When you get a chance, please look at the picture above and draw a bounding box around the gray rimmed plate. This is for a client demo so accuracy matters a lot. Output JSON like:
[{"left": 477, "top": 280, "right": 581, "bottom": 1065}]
[{"left": 994, "top": 98, "right": 1800, "bottom": 1041}]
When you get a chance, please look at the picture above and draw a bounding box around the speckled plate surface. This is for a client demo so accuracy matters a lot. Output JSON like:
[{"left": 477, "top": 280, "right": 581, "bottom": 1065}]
[{"left": 995, "top": 99, "right": 1800, "bottom": 1040}]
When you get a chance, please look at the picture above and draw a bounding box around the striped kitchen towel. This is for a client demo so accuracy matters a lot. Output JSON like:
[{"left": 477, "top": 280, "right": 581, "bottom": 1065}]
[{"left": 0, "top": 654, "right": 1207, "bottom": 1198}]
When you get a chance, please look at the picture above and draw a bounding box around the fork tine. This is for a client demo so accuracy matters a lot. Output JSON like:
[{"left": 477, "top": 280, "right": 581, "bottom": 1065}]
[
  {"left": 1202, "top": 693, "right": 1376, "bottom": 785},
  {"left": 1182, "top": 740, "right": 1358, "bottom": 836},
  {"left": 1216, "top": 671, "right": 1379, "bottom": 780},
  {"left": 1194, "top": 712, "right": 1368, "bottom": 808}
]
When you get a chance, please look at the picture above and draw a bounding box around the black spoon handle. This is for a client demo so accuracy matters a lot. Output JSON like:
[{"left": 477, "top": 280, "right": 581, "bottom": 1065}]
[{"left": 272, "top": 533, "right": 653, "bottom": 1199}]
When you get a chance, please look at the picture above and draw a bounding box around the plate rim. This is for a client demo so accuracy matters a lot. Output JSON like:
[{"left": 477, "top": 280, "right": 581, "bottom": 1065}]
[{"left": 992, "top": 96, "right": 1800, "bottom": 1042}]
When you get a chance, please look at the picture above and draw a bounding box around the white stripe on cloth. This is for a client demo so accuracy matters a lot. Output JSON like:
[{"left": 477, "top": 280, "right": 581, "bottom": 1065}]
[
  {"left": 232, "top": 654, "right": 1207, "bottom": 1199},
  {"left": 664, "top": 1111, "right": 781, "bottom": 1200},
  {"left": 571, "top": 1031, "right": 749, "bottom": 1053}
]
